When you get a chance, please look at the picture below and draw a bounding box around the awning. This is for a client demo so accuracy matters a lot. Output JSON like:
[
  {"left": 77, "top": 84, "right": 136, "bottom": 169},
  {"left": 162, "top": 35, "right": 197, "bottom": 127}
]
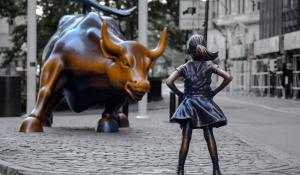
[
  {"left": 254, "top": 36, "right": 280, "bottom": 55},
  {"left": 284, "top": 30, "right": 300, "bottom": 51}
]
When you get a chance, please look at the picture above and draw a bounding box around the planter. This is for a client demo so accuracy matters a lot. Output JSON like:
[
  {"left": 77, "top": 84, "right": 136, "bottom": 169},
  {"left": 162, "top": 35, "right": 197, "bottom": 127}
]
[{"left": 0, "top": 75, "right": 21, "bottom": 117}]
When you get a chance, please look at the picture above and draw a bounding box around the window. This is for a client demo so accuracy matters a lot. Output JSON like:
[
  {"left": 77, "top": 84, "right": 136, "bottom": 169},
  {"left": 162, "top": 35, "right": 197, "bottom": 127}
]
[
  {"left": 224, "top": 0, "right": 231, "bottom": 15},
  {"left": 291, "top": 0, "right": 298, "bottom": 9},
  {"left": 228, "top": 0, "right": 231, "bottom": 15},
  {"left": 238, "top": 0, "right": 240, "bottom": 14},
  {"left": 283, "top": 0, "right": 291, "bottom": 9},
  {"left": 216, "top": 0, "right": 219, "bottom": 16},
  {"left": 225, "top": 0, "right": 228, "bottom": 15},
  {"left": 241, "top": 0, "right": 245, "bottom": 13},
  {"left": 212, "top": 0, "right": 218, "bottom": 17}
]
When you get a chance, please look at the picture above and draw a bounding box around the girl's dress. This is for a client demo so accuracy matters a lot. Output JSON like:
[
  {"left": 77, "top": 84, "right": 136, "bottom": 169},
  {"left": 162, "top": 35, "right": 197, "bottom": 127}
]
[{"left": 170, "top": 60, "right": 227, "bottom": 129}]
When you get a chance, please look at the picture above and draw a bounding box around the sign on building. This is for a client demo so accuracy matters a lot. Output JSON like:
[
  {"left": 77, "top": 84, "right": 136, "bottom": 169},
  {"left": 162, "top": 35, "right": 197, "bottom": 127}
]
[
  {"left": 284, "top": 31, "right": 300, "bottom": 51},
  {"left": 254, "top": 36, "right": 280, "bottom": 55},
  {"left": 179, "top": 0, "right": 206, "bottom": 30}
]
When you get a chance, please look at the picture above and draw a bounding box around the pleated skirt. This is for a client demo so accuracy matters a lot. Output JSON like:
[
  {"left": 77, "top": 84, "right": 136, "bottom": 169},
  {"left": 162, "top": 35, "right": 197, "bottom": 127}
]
[{"left": 170, "top": 95, "right": 227, "bottom": 129}]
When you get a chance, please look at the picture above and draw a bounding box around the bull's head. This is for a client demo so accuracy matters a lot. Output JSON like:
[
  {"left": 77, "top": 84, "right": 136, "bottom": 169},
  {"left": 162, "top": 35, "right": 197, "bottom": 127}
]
[{"left": 100, "top": 21, "right": 167, "bottom": 101}]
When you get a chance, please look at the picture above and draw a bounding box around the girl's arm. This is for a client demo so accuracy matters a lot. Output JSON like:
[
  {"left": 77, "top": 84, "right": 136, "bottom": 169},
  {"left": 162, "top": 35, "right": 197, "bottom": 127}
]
[
  {"left": 166, "top": 71, "right": 184, "bottom": 97},
  {"left": 212, "top": 66, "right": 233, "bottom": 95}
]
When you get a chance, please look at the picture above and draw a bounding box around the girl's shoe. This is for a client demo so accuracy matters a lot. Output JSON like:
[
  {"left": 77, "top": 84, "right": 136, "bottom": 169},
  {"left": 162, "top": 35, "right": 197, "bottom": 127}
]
[
  {"left": 176, "top": 165, "right": 184, "bottom": 175},
  {"left": 213, "top": 168, "right": 222, "bottom": 175}
]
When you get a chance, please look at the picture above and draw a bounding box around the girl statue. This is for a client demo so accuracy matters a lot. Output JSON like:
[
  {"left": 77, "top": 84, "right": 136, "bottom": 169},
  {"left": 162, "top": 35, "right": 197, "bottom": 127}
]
[{"left": 166, "top": 34, "right": 233, "bottom": 175}]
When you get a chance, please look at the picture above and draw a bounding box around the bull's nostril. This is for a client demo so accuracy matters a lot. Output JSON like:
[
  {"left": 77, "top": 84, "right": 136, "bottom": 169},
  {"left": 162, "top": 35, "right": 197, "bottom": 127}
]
[{"left": 133, "top": 80, "right": 138, "bottom": 84}]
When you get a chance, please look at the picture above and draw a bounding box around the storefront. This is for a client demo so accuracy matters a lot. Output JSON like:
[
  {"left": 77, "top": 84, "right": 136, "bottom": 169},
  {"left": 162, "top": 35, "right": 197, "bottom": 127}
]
[
  {"left": 228, "top": 44, "right": 249, "bottom": 95},
  {"left": 253, "top": 36, "right": 282, "bottom": 97},
  {"left": 284, "top": 30, "right": 300, "bottom": 99}
]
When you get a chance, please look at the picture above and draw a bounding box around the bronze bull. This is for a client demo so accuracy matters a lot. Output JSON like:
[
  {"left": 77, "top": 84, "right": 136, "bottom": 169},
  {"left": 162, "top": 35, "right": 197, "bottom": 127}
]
[{"left": 19, "top": 12, "right": 167, "bottom": 133}]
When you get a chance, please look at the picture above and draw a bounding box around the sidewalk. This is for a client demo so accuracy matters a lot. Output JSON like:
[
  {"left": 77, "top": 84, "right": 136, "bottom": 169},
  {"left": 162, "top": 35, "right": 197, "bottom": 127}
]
[{"left": 0, "top": 94, "right": 300, "bottom": 175}]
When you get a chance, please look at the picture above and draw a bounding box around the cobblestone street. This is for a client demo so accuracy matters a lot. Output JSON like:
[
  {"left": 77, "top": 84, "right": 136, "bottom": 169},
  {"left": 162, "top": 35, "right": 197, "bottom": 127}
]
[{"left": 1, "top": 97, "right": 300, "bottom": 175}]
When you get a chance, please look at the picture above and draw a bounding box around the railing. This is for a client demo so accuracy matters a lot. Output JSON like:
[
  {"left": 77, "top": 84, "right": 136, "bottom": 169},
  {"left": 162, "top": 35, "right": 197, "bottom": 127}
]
[
  {"left": 250, "top": 72, "right": 270, "bottom": 96},
  {"left": 275, "top": 71, "right": 283, "bottom": 97},
  {"left": 229, "top": 60, "right": 249, "bottom": 95},
  {"left": 292, "top": 70, "right": 300, "bottom": 98},
  {"left": 292, "top": 70, "right": 300, "bottom": 90}
]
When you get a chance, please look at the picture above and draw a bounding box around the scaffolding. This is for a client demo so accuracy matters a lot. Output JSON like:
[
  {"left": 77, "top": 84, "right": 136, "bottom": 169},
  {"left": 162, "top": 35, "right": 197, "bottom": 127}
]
[
  {"left": 229, "top": 59, "right": 250, "bottom": 95},
  {"left": 250, "top": 58, "right": 271, "bottom": 96},
  {"left": 275, "top": 71, "right": 283, "bottom": 97},
  {"left": 292, "top": 54, "right": 300, "bottom": 98}
]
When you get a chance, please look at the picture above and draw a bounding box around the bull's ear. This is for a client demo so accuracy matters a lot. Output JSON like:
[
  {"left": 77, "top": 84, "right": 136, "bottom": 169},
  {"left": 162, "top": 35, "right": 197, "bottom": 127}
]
[
  {"left": 147, "top": 27, "right": 167, "bottom": 61},
  {"left": 100, "top": 21, "right": 121, "bottom": 60}
]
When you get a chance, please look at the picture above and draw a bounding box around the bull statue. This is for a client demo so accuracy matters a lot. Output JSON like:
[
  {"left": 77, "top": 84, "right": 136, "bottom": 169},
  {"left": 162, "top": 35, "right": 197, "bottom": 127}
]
[{"left": 19, "top": 10, "right": 167, "bottom": 133}]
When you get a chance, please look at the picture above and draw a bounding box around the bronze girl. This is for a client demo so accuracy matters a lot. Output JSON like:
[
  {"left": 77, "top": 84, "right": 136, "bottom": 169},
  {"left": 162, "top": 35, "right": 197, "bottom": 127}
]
[{"left": 166, "top": 34, "right": 232, "bottom": 175}]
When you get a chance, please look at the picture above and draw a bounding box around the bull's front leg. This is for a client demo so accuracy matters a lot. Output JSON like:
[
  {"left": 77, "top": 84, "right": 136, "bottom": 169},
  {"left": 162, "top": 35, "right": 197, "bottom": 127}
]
[
  {"left": 19, "top": 58, "right": 64, "bottom": 132},
  {"left": 96, "top": 97, "right": 129, "bottom": 132}
]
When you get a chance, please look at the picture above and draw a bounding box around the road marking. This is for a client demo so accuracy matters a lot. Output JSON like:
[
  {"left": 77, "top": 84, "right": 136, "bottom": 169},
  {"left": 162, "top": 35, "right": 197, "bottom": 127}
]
[{"left": 219, "top": 97, "right": 299, "bottom": 115}]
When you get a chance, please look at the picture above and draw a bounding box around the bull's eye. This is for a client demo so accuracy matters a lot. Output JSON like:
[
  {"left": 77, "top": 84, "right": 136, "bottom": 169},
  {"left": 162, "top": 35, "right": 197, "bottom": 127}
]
[{"left": 121, "top": 59, "right": 130, "bottom": 67}]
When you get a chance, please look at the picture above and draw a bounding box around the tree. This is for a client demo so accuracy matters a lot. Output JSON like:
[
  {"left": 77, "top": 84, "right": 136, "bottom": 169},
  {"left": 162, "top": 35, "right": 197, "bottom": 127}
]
[
  {"left": 1, "top": 0, "right": 187, "bottom": 73},
  {"left": 0, "top": 0, "right": 27, "bottom": 73},
  {"left": 36, "top": 0, "right": 80, "bottom": 64}
]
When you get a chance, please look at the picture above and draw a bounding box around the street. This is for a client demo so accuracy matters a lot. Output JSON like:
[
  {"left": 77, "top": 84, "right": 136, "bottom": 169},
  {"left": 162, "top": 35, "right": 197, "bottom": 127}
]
[
  {"left": 215, "top": 95, "right": 300, "bottom": 159},
  {"left": 1, "top": 93, "right": 300, "bottom": 174}
]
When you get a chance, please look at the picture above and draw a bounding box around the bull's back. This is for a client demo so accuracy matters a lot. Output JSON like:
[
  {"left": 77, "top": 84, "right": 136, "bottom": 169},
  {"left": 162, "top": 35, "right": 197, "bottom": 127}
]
[{"left": 43, "top": 12, "right": 123, "bottom": 62}]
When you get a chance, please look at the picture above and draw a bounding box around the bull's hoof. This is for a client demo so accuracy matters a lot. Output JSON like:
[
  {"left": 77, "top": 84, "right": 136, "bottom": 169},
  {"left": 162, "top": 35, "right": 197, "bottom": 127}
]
[
  {"left": 117, "top": 112, "right": 129, "bottom": 128},
  {"left": 96, "top": 116, "right": 119, "bottom": 132},
  {"left": 42, "top": 120, "right": 52, "bottom": 127},
  {"left": 42, "top": 113, "right": 53, "bottom": 127},
  {"left": 19, "top": 117, "right": 43, "bottom": 133}
]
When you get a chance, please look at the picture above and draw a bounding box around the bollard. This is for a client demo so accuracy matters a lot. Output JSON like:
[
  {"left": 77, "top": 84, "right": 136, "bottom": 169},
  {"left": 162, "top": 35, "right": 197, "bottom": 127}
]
[
  {"left": 169, "top": 92, "right": 184, "bottom": 119},
  {"left": 169, "top": 92, "right": 176, "bottom": 119}
]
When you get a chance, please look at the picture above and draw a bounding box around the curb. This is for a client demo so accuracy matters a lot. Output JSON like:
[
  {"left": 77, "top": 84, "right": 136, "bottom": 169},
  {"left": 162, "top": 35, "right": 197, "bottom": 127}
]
[{"left": 0, "top": 159, "right": 23, "bottom": 175}]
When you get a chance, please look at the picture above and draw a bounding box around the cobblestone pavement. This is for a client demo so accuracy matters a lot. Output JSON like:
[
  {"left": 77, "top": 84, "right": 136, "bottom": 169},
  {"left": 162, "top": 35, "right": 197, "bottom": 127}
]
[{"left": 1, "top": 106, "right": 300, "bottom": 175}]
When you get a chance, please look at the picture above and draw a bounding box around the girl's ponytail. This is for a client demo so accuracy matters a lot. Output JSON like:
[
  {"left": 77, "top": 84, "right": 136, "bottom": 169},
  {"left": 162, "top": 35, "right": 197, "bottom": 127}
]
[
  {"left": 186, "top": 34, "right": 218, "bottom": 61},
  {"left": 195, "top": 45, "right": 218, "bottom": 61}
]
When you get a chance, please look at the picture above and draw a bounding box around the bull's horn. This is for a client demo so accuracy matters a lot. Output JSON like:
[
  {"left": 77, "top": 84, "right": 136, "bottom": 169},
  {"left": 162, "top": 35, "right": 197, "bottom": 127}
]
[
  {"left": 71, "top": 0, "right": 137, "bottom": 17},
  {"left": 101, "top": 21, "right": 121, "bottom": 56},
  {"left": 147, "top": 27, "right": 167, "bottom": 60}
]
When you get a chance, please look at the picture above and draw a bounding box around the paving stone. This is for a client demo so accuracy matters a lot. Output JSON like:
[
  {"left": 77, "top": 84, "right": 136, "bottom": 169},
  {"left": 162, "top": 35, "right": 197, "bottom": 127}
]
[{"left": 0, "top": 108, "right": 300, "bottom": 175}]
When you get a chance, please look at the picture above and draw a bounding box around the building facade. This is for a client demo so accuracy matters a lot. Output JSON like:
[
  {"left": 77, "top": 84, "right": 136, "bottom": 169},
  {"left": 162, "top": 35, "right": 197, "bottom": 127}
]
[
  {"left": 0, "top": 18, "right": 12, "bottom": 74},
  {"left": 255, "top": 0, "right": 300, "bottom": 98},
  {"left": 207, "top": 0, "right": 260, "bottom": 94},
  {"left": 208, "top": 0, "right": 300, "bottom": 99}
]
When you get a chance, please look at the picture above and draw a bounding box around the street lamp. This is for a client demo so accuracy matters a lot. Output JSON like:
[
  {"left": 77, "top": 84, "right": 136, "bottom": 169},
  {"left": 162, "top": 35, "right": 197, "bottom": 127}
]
[
  {"left": 136, "top": 0, "right": 149, "bottom": 119},
  {"left": 203, "top": 0, "right": 209, "bottom": 45},
  {"left": 27, "top": 0, "right": 37, "bottom": 114}
]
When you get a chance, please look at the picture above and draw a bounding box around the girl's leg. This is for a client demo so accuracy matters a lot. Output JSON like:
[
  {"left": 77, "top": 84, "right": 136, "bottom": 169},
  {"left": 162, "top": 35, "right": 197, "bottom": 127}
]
[
  {"left": 177, "top": 120, "right": 193, "bottom": 175},
  {"left": 203, "top": 126, "right": 222, "bottom": 175}
]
